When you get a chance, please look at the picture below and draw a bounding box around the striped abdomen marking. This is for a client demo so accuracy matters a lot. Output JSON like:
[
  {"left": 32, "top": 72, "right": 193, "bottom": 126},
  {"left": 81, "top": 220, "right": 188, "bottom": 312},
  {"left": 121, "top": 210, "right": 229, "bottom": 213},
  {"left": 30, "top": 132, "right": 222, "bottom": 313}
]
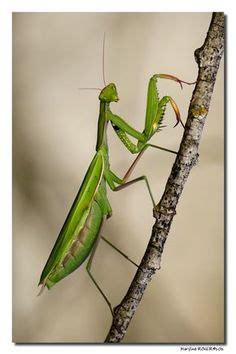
[
  {"left": 63, "top": 207, "right": 95, "bottom": 265},
  {"left": 46, "top": 199, "right": 103, "bottom": 288}
]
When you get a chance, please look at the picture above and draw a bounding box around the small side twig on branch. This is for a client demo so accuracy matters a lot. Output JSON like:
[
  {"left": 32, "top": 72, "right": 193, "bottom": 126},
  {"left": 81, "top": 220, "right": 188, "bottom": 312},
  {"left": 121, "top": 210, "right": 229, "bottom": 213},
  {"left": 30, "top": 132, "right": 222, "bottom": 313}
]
[{"left": 105, "top": 12, "right": 224, "bottom": 343}]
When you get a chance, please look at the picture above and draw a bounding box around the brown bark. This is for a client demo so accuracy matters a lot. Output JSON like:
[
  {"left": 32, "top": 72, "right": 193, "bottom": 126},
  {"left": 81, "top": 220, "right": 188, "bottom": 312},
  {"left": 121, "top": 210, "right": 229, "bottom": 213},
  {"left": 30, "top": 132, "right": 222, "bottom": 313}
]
[{"left": 105, "top": 12, "right": 224, "bottom": 343}]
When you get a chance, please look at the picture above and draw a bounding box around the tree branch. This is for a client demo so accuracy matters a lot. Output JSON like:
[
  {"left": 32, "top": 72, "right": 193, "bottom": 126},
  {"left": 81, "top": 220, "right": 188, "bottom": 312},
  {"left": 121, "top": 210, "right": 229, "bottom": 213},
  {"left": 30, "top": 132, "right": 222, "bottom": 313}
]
[{"left": 105, "top": 12, "right": 224, "bottom": 343}]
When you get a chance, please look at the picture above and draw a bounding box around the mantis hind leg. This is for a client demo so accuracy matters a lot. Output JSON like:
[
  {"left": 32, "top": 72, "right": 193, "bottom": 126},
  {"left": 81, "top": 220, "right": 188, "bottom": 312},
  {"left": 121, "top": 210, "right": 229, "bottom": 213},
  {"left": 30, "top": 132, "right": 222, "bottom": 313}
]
[
  {"left": 86, "top": 224, "right": 141, "bottom": 316},
  {"left": 101, "top": 236, "right": 139, "bottom": 268},
  {"left": 86, "top": 263, "right": 114, "bottom": 316},
  {"left": 86, "top": 219, "right": 114, "bottom": 316}
]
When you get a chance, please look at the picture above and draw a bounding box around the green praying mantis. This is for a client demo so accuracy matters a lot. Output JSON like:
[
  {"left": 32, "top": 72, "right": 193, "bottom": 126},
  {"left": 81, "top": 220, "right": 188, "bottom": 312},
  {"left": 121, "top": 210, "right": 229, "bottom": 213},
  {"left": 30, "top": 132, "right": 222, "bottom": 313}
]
[{"left": 38, "top": 36, "right": 195, "bottom": 315}]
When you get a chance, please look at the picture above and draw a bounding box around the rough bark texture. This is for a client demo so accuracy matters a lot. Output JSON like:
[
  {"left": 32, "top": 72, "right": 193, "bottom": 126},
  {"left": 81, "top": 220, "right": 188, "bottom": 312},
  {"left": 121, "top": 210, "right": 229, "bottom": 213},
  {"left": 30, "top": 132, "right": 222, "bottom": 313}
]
[{"left": 105, "top": 12, "right": 224, "bottom": 343}]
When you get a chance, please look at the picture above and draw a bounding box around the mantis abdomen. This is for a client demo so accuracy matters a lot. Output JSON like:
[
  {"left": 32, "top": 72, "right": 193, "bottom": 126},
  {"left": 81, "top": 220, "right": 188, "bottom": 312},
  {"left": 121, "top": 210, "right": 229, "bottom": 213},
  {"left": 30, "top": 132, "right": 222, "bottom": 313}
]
[
  {"left": 39, "top": 149, "right": 114, "bottom": 294},
  {"left": 44, "top": 198, "right": 104, "bottom": 289}
]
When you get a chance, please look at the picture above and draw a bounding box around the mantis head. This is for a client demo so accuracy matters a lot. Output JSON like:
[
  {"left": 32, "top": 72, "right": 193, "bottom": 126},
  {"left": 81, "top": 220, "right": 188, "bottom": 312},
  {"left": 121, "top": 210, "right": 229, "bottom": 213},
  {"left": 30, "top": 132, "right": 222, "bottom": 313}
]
[{"left": 99, "top": 83, "right": 119, "bottom": 103}]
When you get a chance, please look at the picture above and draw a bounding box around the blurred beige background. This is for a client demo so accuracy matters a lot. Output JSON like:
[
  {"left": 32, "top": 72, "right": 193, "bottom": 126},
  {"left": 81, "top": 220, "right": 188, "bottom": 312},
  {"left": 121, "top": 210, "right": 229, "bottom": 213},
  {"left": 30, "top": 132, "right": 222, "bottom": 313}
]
[{"left": 13, "top": 13, "right": 224, "bottom": 343}]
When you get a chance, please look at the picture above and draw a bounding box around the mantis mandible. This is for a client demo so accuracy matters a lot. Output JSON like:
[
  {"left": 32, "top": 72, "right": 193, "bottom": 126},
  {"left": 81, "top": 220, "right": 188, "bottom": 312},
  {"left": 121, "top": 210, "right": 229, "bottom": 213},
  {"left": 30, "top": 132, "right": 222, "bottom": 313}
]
[{"left": 38, "top": 35, "right": 194, "bottom": 315}]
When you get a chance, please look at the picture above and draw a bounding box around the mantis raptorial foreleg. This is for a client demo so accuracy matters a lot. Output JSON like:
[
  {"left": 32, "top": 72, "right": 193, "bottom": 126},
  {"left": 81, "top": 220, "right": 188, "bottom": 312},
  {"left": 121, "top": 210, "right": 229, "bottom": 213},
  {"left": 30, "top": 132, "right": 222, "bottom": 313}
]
[
  {"left": 108, "top": 74, "right": 195, "bottom": 155},
  {"left": 110, "top": 103, "right": 180, "bottom": 155}
]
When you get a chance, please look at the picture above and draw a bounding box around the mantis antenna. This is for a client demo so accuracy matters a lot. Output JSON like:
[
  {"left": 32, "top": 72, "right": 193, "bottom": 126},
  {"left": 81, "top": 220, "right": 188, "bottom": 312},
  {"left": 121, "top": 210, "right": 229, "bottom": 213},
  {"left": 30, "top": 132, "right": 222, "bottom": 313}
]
[
  {"left": 102, "top": 32, "right": 106, "bottom": 86},
  {"left": 78, "top": 33, "right": 107, "bottom": 91},
  {"left": 78, "top": 88, "right": 102, "bottom": 90}
]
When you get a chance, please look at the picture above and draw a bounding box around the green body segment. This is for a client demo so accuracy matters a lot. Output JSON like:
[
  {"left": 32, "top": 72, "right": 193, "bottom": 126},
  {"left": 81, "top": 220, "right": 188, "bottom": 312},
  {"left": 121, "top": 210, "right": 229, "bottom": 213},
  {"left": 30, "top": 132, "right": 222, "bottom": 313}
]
[
  {"left": 144, "top": 75, "right": 160, "bottom": 138},
  {"left": 45, "top": 195, "right": 104, "bottom": 289}
]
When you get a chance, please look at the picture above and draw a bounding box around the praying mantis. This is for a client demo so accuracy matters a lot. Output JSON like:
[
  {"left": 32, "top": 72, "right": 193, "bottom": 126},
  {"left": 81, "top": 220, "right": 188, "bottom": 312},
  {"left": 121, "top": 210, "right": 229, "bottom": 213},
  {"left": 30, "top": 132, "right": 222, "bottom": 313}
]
[{"left": 38, "top": 36, "right": 194, "bottom": 315}]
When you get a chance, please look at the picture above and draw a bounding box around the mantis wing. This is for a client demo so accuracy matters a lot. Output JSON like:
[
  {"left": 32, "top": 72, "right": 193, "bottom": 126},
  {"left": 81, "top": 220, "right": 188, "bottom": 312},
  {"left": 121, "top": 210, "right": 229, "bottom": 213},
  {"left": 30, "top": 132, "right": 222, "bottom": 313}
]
[{"left": 39, "top": 150, "right": 104, "bottom": 285}]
